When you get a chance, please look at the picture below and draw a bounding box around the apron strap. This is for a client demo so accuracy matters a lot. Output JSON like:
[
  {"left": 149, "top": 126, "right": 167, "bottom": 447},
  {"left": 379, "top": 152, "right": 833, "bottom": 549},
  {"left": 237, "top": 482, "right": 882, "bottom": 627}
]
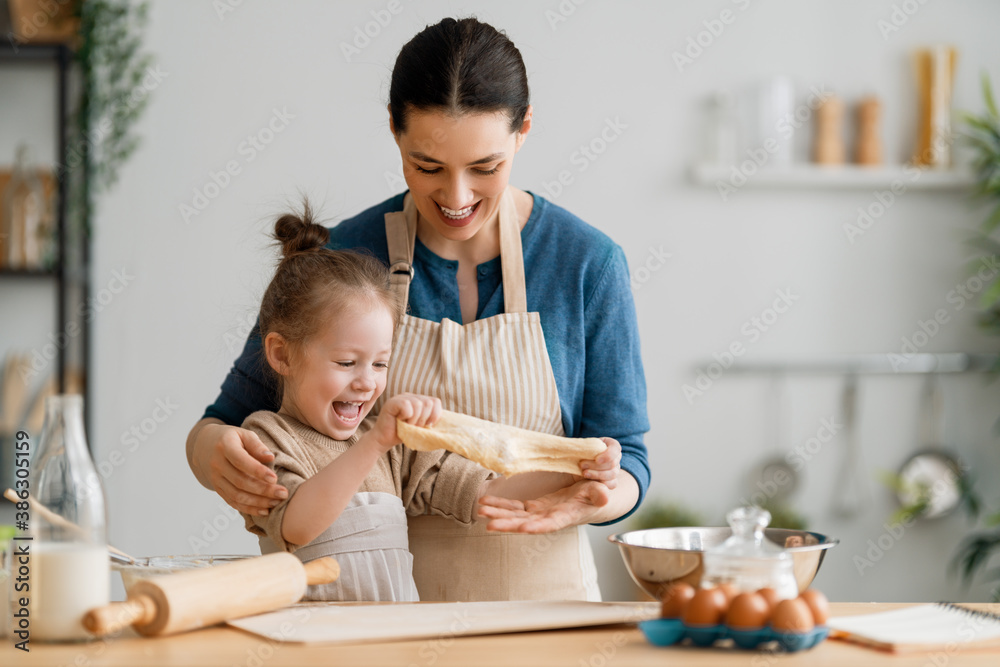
[
  {"left": 383, "top": 189, "right": 528, "bottom": 315},
  {"left": 384, "top": 194, "right": 417, "bottom": 311},
  {"left": 497, "top": 188, "right": 527, "bottom": 314}
]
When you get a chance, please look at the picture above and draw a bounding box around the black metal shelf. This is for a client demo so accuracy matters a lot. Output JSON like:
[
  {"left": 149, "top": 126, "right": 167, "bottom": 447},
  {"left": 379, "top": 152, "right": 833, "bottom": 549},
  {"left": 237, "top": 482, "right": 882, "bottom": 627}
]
[
  {"left": 0, "top": 39, "right": 90, "bottom": 437},
  {"left": 0, "top": 42, "right": 67, "bottom": 61},
  {"left": 0, "top": 268, "right": 58, "bottom": 278},
  {"left": 699, "top": 353, "right": 1000, "bottom": 376}
]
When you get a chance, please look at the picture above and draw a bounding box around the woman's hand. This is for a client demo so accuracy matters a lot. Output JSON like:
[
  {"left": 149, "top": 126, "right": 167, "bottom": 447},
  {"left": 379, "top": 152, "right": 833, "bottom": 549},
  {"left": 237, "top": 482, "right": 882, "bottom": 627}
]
[
  {"left": 475, "top": 436, "right": 636, "bottom": 531},
  {"left": 578, "top": 437, "right": 622, "bottom": 489},
  {"left": 370, "top": 393, "right": 442, "bottom": 451},
  {"left": 191, "top": 420, "right": 288, "bottom": 516},
  {"left": 477, "top": 479, "right": 612, "bottom": 533}
]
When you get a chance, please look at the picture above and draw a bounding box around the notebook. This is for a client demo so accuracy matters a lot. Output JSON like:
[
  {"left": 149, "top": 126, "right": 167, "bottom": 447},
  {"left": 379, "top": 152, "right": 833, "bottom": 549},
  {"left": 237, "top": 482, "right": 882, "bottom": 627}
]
[{"left": 827, "top": 603, "right": 1000, "bottom": 653}]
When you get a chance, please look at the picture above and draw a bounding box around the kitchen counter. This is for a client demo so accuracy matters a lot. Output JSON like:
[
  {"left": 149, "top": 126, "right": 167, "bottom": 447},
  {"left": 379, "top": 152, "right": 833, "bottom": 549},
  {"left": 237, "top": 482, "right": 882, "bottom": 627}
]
[{"left": 4, "top": 603, "right": 999, "bottom": 666}]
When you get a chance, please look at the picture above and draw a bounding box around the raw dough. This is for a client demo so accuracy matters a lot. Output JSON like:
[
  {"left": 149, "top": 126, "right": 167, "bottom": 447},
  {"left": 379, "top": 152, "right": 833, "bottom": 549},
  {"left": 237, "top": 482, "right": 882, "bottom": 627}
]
[{"left": 397, "top": 410, "right": 607, "bottom": 476}]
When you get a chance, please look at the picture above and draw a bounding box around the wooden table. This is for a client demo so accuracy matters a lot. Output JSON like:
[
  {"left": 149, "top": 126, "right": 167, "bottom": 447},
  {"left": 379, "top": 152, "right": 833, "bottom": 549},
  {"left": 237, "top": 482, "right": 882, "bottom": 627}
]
[{"left": 4, "top": 603, "right": 999, "bottom": 666}]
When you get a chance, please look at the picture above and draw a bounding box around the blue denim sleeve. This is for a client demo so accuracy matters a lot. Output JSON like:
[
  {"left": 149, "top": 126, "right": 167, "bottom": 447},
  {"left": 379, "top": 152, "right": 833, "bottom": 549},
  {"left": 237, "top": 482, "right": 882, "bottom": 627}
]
[
  {"left": 202, "top": 321, "right": 280, "bottom": 425},
  {"left": 580, "top": 246, "right": 650, "bottom": 525}
]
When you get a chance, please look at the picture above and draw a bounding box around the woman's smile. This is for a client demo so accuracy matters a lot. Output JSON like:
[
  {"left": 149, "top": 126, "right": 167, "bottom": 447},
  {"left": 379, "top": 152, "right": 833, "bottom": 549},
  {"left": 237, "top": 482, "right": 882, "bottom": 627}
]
[{"left": 436, "top": 200, "right": 481, "bottom": 226}]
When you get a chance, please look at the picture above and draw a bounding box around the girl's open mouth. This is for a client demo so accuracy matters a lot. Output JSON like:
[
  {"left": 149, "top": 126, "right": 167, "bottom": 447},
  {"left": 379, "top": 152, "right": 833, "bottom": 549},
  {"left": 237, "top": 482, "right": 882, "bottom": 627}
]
[{"left": 332, "top": 401, "right": 363, "bottom": 425}]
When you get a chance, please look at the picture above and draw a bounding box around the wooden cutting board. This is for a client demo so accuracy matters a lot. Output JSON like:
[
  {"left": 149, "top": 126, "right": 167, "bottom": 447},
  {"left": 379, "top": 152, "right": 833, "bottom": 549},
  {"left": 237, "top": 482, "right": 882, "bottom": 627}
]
[{"left": 227, "top": 601, "right": 660, "bottom": 645}]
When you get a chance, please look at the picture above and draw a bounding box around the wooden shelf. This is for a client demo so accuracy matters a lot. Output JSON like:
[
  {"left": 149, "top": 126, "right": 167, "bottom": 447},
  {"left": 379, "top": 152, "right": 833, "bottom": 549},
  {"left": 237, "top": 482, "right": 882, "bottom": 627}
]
[{"left": 690, "top": 163, "right": 976, "bottom": 191}]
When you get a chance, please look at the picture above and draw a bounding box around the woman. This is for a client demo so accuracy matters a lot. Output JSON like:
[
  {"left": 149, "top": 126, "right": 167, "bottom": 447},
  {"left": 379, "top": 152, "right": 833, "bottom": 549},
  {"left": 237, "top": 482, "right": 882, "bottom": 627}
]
[{"left": 186, "top": 17, "right": 649, "bottom": 601}]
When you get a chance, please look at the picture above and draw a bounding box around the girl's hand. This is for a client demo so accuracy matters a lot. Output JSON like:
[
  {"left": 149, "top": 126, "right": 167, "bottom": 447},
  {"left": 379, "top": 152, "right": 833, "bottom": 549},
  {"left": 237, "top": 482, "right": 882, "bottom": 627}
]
[
  {"left": 371, "top": 393, "right": 442, "bottom": 451},
  {"left": 477, "top": 479, "right": 611, "bottom": 533},
  {"left": 577, "top": 437, "right": 622, "bottom": 490}
]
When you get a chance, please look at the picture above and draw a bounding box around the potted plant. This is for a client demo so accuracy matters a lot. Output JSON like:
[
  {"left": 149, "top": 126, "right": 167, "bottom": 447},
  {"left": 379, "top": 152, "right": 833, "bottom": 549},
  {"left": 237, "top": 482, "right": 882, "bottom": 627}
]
[
  {"left": 755, "top": 498, "right": 808, "bottom": 531},
  {"left": 68, "top": 0, "right": 153, "bottom": 238},
  {"left": 629, "top": 499, "right": 705, "bottom": 531},
  {"left": 951, "top": 73, "right": 1000, "bottom": 601}
]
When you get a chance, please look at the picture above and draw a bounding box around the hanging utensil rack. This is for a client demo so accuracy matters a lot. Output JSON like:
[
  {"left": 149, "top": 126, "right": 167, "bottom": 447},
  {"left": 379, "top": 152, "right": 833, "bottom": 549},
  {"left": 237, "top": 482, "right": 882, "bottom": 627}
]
[{"left": 699, "top": 352, "right": 998, "bottom": 376}]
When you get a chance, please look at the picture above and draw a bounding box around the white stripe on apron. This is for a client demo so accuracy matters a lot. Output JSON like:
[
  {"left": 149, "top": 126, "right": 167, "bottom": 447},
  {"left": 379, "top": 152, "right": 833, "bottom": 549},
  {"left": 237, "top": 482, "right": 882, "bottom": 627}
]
[{"left": 380, "top": 189, "right": 601, "bottom": 601}]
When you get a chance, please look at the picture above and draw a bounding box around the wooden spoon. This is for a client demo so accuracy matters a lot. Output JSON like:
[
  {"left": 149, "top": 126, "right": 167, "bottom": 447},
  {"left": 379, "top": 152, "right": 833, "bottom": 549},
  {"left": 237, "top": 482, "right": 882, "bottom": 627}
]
[{"left": 4, "top": 487, "right": 135, "bottom": 563}]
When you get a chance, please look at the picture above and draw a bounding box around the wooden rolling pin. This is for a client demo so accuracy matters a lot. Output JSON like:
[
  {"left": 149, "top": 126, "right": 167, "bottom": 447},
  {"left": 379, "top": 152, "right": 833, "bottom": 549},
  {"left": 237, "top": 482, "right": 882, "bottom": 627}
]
[{"left": 84, "top": 552, "right": 339, "bottom": 637}]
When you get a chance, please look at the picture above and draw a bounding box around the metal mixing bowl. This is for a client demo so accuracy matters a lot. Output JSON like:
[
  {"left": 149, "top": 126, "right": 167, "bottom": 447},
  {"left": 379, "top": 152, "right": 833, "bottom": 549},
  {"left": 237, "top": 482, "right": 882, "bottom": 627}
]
[{"left": 608, "top": 527, "right": 838, "bottom": 600}]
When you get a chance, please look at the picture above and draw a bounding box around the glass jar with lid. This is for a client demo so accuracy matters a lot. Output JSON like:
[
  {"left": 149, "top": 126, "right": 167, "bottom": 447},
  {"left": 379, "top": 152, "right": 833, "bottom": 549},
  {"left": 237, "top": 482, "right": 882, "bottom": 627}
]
[{"left": 702, "top": 506, "right": 798, "bottom": 599}]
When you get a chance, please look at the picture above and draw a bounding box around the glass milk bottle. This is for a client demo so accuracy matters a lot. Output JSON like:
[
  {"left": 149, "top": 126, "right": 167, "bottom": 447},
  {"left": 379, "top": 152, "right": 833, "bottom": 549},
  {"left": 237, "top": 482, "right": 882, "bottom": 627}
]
[
  {"left": 29, "top": 395, "right": 110, "bottom": 642},
  {"left": 702, "top": 506, "right": 799, "bottom": 600}
]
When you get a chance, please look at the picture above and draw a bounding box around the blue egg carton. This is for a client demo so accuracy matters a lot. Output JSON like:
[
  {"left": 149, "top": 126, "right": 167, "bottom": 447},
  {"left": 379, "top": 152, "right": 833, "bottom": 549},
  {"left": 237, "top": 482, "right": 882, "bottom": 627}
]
[{"left": 640, "top": 618, "right": 829, "bottom": 652}]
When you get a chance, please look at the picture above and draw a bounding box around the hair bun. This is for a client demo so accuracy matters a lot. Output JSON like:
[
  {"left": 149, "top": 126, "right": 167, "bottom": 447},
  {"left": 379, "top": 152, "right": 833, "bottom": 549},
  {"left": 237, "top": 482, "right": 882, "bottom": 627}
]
[{"left": 273, "top": 200, "right": 329, "bottom": 257}]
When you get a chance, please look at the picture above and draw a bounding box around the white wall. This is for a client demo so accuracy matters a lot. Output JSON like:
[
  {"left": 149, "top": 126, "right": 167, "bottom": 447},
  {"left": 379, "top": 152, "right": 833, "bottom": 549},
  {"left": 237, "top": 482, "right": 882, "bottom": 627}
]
[{"left": 68, "top": 0, "right": 1000, "bottom": 602}]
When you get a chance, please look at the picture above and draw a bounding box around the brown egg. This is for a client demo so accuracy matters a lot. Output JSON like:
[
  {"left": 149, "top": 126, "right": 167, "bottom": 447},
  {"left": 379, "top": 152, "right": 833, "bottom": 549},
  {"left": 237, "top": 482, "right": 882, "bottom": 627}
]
[
  {"left": 724, "top": 592, "right": 770, "bottom": 629},
  {"left": 717, "top": 583, "right": 740, "bottom": 604},
  {"left": 799, "top": 589, "right": 830, "bottom": 625},
  {"left": 756, "top": 587, "right": 780, "bottom": 612},
  {"left": 682, "top": 587, "right": 727, "bottom": 626},
  {"left": 660, "top": 582, "right": 696, "bottom": 618},
  {"left": 770, "top": 598, "right": 815, "bottom": 633}
]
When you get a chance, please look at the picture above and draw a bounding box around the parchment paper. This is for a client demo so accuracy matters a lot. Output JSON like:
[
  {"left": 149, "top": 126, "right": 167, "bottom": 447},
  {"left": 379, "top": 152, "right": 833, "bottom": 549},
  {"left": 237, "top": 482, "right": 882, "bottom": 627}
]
[{"left": 227, "top": 600, "right": 660, "bottom": 645}]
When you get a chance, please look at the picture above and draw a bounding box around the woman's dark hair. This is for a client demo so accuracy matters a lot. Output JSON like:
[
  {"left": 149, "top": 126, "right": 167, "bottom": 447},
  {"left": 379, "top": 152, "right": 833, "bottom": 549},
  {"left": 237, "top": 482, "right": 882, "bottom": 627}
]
[
  {"left": 259, "top": 200, "right": 400, "bottom": 377},
  {"left": 389, "top": 17, "right": 529, "bottom": 134}
]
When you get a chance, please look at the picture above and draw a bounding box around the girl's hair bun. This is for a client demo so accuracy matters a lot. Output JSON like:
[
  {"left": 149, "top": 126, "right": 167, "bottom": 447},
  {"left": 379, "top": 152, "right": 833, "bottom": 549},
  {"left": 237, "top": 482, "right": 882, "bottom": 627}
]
[{"left": 273, "top": 199, "right": 329, "bottom": 257}]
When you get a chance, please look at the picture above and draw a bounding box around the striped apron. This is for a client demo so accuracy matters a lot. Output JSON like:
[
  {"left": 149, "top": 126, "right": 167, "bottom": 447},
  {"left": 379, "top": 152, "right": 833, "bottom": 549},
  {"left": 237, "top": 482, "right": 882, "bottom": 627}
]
[
  {"left": 381, "top": 189, "right": 601, "bottom": 601},
  {"left": 260, "top": 492, "right": 418, "bottom": 602}
]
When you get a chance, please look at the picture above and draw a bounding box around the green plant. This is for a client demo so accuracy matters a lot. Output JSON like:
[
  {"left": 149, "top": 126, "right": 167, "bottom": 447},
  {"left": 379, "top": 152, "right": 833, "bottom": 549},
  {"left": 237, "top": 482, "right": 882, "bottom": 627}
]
[
  {"left": 630, "top": 499, "right": 705, "bottom": 530},
  {"left": 950, "top": 73, "right": 1000, "bottom": 601},
  {"left": 66, "top": 0, "right": 153, "bottom": 239},
  {"left": 879, "top": 467, "right": 980, "bottom": 526},
  {"left": 880, "top": 469, "right": 932, "bottom": 524},
  {"left": 755, "top": 499, "right": 808, "bottom": 531},
  {"left": 951, "top": 508, "right": 1000, "bottom": 602},
  {"left": 966, "top": 75, "right": 1000, "bottom": 349}
]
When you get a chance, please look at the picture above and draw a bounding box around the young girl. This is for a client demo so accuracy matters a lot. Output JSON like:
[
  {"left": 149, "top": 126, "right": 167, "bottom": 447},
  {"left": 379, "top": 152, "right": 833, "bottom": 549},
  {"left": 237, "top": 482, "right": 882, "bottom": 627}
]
[
  {"left": 241, "top": 203, "right": 622, "bottom": 602},
  {"left": 239, "top": 203, "right": 480, "bottom": 601}
]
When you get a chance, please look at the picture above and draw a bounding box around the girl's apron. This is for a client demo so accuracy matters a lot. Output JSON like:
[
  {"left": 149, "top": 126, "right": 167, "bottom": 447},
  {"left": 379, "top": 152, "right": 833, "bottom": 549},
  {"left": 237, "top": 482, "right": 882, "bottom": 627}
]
[
  {"left": 259, "top": 492, "right": 418, "bottom": 602},
  {"left": 381, "top": 190, "right": 601, "bottom": 601}
]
